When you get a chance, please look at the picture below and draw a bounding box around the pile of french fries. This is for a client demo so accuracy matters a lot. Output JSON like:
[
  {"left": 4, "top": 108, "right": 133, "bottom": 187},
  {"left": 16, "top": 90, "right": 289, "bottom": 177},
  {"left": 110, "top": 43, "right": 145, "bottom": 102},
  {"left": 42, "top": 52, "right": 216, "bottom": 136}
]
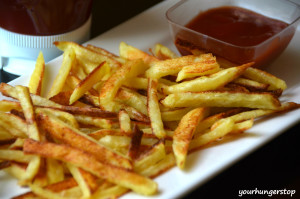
[{"left": 0, "top": 40, "right": 299, "bottom": 198}]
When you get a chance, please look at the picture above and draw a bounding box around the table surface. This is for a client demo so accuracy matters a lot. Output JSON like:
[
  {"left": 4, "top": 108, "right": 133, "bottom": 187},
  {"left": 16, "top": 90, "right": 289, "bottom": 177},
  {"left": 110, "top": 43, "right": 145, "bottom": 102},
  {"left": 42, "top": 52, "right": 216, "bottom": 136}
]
[{"left": 1, "top": 1, "right": 299, "bottom": 198}]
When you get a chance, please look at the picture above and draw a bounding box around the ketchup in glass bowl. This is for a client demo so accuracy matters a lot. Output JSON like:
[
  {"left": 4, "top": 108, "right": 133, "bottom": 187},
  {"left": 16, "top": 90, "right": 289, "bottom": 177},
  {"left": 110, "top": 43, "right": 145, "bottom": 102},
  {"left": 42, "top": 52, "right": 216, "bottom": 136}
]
[{"left": 166, "top": 0, "right": 300, "bottom": 68}]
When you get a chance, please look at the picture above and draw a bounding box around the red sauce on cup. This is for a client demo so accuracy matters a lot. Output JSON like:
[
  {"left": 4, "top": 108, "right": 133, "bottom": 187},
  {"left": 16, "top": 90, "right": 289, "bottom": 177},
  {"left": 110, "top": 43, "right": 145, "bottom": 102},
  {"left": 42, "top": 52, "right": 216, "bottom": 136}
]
[
  {"left": 175, "top": 6, "right": 295, "bottom": 67},
  {"left": 0, "top": 0, "right": 92, "bottom": 36}
]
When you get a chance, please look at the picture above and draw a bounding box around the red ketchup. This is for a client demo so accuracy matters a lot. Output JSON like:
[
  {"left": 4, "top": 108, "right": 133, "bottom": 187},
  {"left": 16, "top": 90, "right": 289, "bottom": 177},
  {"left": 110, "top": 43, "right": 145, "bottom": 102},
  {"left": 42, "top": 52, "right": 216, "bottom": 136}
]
[
  {"left": 0, "top": 0, "right": 92, "bottom": 36},
  {"left": 175, "top": 6, "right": 295, "bottom": 67}
]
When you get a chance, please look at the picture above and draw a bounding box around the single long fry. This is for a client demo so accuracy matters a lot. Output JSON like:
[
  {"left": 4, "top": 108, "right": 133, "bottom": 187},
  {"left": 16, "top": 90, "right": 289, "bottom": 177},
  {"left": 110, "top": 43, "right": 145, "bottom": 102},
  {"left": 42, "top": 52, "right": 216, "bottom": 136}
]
[
  {"left": 47, "top": 48, "right": 76, "bottom": 99},
  {"left": 173, "top": 108, "right": 207, "bottom": 169},
  {"left": 147, "top": 78, "right": 166, "bottom": 139},
  {"left": 29, "top": 51, "right": 45, "bottom": 96},
  {"left": 161, "top": 91, "right": 281, "bottom": 109},
  {"left": 16, "top": 85, "right": 41, "bottom": 184},
  {"left": 243, "top": 67, "right": 287, "bottom": 90}
]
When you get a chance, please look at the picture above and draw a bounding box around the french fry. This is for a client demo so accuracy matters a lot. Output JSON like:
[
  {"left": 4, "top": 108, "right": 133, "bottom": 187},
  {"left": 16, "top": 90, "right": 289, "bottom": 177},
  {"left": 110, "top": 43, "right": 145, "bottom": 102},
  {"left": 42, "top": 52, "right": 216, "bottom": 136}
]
[
  {"left": 29, "top": 51, "right": 45, "bottom": 96},
  {"left": 176, "top": 53, "right": 220, "bottom": 81},
  {"left": 189, "top": 118, "right": 235, "bottom": 150},
  {"left": 173, "top": 108, "right": 207, "bottom": 169},
  {"left": 47, "top": 48, "right": 76, "bottom": 99},
  {"left": 0, "top": 112, "right": 28, "bottom": 138},
  {"left": 91, "top": 185, "right": 128, "bottom": 199},
  {"left": 23, "top": 139, "right": 158, "bottom": 196},
  {"left": 164, "top": 63, "right": 252, "bottom": 93},
  {"left": 0, "top": 149, "right": 34, "bottom": 163},
  {"left": 0, "top": 83, "right": 62, "bottom": 108},
  {"left": 74, "top": 114, "right": 113, "bottom": 129},
  {"left": 1, "top": 41, "right": 299, "bottom": 198},
  {"left": 233, "top": 77, "right": 269, "bottom": 91},
  {"left": 116, "top": 87, "right": 148, "bottom": 116},
  {"left": 55, "top": 41, "right": 122, "bottom": 69},
  {"left": 118, "top": 109, "right": 131, "bottom": 134},
  {"left": 147, "top": 78, "right": 166, "bottom": 139},
  {"left": 16, "top": 85, "right": 41, "bottom": 184},
  {"left": 0, "top": 100, "right": 21, "bottom": 112},
  {"left": 119, "top": 41, "right": 159, "bottom": 64},
  {"left": 161, "top": 91, "right": 281, "bottom": 109},
  {"left": 138, "top": 153, "right": 176, "bottom": 178},
  {"left": 36, "top": 107, "right": 79, "bottom": 129},
  {"left": 243, "top": 67, "right": 287, "bottom": 90},
  {"left": 69, "top": 62, "right": 110, "bottom": 104},
  {"left": 4, "top": 162, "right": 27, "bottom": 181},
  {"left": 161, "top": 107, "right": 194, "bottom": 121},
  {"left": 152, "top": 43, "right": 178, "bottom": 60},
  {"left": 145, "top": 54, "right": 213, "bottom": 79},
  {"left": 134, "top": 140, "right": 166, "bottom": 173},
  {"left": 38, "top": 112, "right": 132, "bottom": 169},
  {"left": 67, "top": 163, "right": 98, "bottom": 198},
  {"left": 13, "top": 178, "right": 78, "bottom": 199},
  {"left": 99, "top": 59, "right": 148, "bottom": 112},
  {"left": 46, "top": 158, "right": 64, "bottom": 184}
]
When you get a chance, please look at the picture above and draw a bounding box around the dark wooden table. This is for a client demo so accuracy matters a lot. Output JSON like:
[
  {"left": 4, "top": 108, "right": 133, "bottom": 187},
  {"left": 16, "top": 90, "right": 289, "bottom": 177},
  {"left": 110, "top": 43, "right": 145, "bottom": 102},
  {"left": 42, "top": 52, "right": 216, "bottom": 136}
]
[{"left": 1, "top": 1, "right": 299, "bottom": 198}]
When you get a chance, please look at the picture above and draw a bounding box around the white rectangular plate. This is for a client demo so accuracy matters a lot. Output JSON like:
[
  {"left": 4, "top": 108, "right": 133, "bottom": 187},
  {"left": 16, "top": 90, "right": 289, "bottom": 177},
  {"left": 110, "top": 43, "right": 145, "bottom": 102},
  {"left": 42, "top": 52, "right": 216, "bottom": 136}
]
[{"left": 1, "top": 1, "right": 300, "bottom": 198}]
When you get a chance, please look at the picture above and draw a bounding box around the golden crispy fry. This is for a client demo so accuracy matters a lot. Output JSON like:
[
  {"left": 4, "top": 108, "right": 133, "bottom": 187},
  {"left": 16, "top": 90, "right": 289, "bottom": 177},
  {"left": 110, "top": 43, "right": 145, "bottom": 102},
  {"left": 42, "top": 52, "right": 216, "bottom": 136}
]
[
  {"left": 173, "top": 108, "right": 207, "bottom": 169},
  {"left": 118, "top": 109, "right": 131, "bottom": 134},
  {"left": 233, "top": 77, "right": 269, "bottom": 91},
  {"left": 74, "top": 114, "right": 113, "bottom": 129},
  {"left": 164, "top": 63, "right": 252, "bottom": 93},
  {"left": 0, "top": 149, "right": 34, "bottom": 163},
  {"left": 152, "top": 43, "right": 178, "bottom": 60},
  {"left": 13, "top": 178, "right": 78, "bottom": 199},
  {"left": 0, "top": 112, "right": 28, "bottom": 138},
  {"left": 145, "top": 54, "right": 213, "bottom": 79},
  {"left": 0, "top": 83, "right": 62, "bottom": 108},
  {"left": 91, "top": 185, "right": 129, "bottom": 199},
  {"left": 119, "top": 41, "right": 159, "bottom": 64},
  {"left": 69, "top": 62, "right": 110, "bottom": 104},
  {"left": 67, "top": 164, "right": 98, "bottom": 198},
  {"left": 147, "top": 78, "right": 166, "bottom": 139},
  {"left": 99, "top": 59, "right": 148, "bottom": 111},
  {"left": 55, "top": 41, "right": 122, "bottom": 69},
  {"left": 16, "top": 85, "right": 41, "bottom": 184},
  {"left": 116, "top": 87, "right": 148, "bottom": 116},
  {"left": 161, "top": 91, "right": 281, "bottom": 109},
  {"left": 1, "top": 41, "right": 299, "bottom": 198},
  {"left": 47, "top": 48, "right": 76, "bottom": 99},
  {"left": 243, "top": 67, "right": 287, "bottom": 90},
  {"left": 38, "top": 112, "right": 131, "bottom": 169},
  {"left": 176, "top": 53, "right": 220, "bottom": 81},
  {"left": 134, "top": 140, "right": 166, "bottom": 173},
  {"left": 46, "top": 158, "right": 64, "bottom": 184},
  {"left": 161, "top": 107, "right": 194, "bottom": 121},
  {"left": 0, "top": 100, "right": 21, "bottom": 112},
  {"left": 29, "top": 51, "right": 45, "bottom": 96},
  {"left": 23, "top": 139, "right": 158, "bottom": 196},
  {"left": 189, "top": 118, "right": 235, "bottom": 150}
]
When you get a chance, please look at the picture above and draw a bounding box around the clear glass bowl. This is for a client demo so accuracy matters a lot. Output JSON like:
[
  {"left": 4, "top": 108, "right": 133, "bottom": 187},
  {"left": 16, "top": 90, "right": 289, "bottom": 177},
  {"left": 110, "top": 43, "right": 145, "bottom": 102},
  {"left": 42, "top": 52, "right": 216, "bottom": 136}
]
[{"left": 166, "top": 0, "right": 300, "bottom": 67}]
